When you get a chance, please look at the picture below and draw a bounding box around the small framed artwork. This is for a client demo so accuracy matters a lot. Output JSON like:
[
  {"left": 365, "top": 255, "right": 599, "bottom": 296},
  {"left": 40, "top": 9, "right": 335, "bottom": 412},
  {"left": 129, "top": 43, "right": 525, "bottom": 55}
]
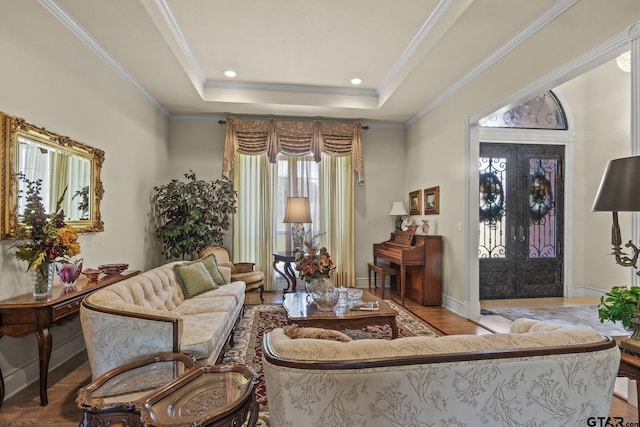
[
  {"left": 424, "top": 186, "right": 440, "bottom": 215},
  {"left": 409, "top": 190, "right": 421, "bottom": 215}
]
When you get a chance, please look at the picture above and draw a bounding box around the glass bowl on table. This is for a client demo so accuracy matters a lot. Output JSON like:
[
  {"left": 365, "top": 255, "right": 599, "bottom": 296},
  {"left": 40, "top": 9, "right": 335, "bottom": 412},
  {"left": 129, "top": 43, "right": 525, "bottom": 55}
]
[{"left": 97, "top": 263, "right": 129, "bottom": 276}]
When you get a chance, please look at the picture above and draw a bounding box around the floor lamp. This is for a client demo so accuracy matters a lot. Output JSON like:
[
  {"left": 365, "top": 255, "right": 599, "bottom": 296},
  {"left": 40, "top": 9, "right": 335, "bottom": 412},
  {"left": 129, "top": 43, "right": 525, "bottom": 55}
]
[
  {"left": 593, "top": 155, "right": 640, "bottom": 353},
  {"left": 283, "top": 197, "right": 312, "bottom": 252}
]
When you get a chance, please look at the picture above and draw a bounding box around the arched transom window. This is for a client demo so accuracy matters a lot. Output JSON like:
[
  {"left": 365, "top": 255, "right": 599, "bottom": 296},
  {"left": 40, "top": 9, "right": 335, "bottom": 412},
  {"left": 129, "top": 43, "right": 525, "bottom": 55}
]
[{"left": 479, "top": 90, "right": 567, "bottom": 130}]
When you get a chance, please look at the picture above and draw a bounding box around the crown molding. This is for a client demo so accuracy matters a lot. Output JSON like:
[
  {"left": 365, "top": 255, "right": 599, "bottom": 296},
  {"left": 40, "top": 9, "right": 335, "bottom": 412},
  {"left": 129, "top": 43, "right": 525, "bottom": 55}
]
[
  {"left": 469, "top": 30, "right": 630, "bottom": 125},
  {"left": 377, "top": 0, "right": 454, "bottom": 94},
  {"left": 406, "top": 0, "right": 579, "bottom": 127},
  {"left": 154, "top": 0, "right": 205, "bottom": 84},
  {"left": 629, "top": 21, "right": 640, "bottom": 40},
  {"left": 204, "top": 80, "right": 378, "bottom": 98},
  {"left": 38, "top": 0, "right": 169, "bottom": 116}
]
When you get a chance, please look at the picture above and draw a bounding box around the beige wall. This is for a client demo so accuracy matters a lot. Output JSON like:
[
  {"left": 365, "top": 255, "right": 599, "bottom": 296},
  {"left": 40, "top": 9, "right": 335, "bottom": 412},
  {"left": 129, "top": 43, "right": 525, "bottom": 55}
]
[
  {"left": 167, "top": 120, "right": 407, "bottom": 283},
  {"left": 355, "top": 126, "right": 407, "bottom": 281},
  {"left": 555, "top": 57, "right": 631, "bottom": 292},
  {"left": 168, "top": 119, "right": 226, "bottom": 180},
  {"left": 583, "top": 59, "right": 633, "bottom": 290},
  {"left": 0, "top": 2, "right": 169, "bottom": 399},
  {"left": 406, "top": 1, "right": 640, "bottom": 309}
]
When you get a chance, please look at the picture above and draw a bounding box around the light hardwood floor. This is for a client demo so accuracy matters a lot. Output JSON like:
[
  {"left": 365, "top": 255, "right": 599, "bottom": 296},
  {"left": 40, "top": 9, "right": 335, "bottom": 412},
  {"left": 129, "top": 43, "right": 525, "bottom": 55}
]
[{"left": 0, "top": 290, "right": 634, "bottom": 425}]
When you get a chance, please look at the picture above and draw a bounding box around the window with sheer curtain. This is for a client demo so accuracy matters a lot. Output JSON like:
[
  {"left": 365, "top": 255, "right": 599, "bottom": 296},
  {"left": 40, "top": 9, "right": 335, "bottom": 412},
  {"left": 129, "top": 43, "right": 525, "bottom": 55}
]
[
  {"left": 275, "top": 156, "right": 320, "bottom": 252},
  {"left": 226, "top": 117, "right": 360, "bottom": 291}
]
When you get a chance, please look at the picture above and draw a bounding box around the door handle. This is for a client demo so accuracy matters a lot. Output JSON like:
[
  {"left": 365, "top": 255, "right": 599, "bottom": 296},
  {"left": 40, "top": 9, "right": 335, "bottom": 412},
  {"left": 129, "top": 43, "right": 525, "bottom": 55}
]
[
  {"left": 519, "top": 226, "right": 526, "bottom": 242},
  {"left": 511, "top": 226, "right": 516, "bottom": 241}
]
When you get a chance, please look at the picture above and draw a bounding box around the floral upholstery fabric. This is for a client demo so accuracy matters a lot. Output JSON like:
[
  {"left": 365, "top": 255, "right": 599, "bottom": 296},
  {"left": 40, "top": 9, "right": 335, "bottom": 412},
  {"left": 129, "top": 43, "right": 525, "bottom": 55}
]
[
  {"left": 80, "top": 262, "right": 244, "bottom": 379},
  {"left": 263, "top": 319, "right": 620, "bottom": 427}
]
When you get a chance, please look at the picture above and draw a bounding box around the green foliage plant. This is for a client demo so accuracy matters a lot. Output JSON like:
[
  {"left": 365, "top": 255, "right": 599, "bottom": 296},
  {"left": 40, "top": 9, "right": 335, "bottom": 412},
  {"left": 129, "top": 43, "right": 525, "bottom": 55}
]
[
  {"left": 597, "top": 285, "right": 640, "bottom": 329},
  {"left": 152, "top": 171, "right": 237, "bottom": 261}
]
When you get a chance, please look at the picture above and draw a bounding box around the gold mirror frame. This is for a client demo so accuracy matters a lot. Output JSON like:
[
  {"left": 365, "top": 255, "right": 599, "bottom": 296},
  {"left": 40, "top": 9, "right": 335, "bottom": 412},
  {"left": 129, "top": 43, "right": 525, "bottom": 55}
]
[{"left": 0, "top": 112, "right": 104, "bottom": 238}]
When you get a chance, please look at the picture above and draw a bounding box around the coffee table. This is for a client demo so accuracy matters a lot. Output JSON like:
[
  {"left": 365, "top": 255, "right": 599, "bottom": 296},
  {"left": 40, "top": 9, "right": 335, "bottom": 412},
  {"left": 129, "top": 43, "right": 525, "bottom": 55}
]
[
  {"left": 282, "top": 291, "right": 399, "bottom": 338},
  {"left": 77, "top": 353, "right": 258, "bottom": 427}
]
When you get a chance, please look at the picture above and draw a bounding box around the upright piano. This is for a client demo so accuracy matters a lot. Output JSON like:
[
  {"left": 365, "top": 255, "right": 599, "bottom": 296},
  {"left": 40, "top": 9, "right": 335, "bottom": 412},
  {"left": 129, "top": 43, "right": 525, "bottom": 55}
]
[{"left": 373, "top": 231, "right": 442, "bottom": 306}]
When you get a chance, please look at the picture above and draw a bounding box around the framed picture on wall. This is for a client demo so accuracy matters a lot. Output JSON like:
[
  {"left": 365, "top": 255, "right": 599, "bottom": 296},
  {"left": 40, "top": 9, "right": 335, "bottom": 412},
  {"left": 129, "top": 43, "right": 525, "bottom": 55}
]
[
  {"left": 424, "top": 186, "right": 440, "bottom": 215},
  {"left": 409, "top": 190, "right": 421, "bottom": 215}
]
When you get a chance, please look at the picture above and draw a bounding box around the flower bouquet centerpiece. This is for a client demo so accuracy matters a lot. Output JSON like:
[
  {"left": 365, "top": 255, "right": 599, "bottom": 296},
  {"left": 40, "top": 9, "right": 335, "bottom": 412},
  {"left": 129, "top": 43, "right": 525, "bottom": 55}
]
[
  {"left": 13, "top": 174, "right": 81, "bottom": 297},
  {"left": 295, "top": 246, "right": 338, "bottom": 311}
]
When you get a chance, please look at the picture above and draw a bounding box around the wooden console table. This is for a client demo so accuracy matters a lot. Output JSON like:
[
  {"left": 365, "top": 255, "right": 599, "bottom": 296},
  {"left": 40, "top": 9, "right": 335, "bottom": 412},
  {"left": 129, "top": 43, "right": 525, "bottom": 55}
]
[{"left": 0, "top": 270, "right": 139, "bottom": 407}]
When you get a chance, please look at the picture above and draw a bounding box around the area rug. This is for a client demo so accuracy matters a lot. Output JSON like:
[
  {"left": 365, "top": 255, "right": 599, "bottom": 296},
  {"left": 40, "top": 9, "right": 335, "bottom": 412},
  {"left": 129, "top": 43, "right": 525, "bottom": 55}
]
[
  {"left": 222, "top": 300, "right": 442, "bottom": 426},
  {"left": 485, "top": 305, "right": 629, "bottom": 337}
]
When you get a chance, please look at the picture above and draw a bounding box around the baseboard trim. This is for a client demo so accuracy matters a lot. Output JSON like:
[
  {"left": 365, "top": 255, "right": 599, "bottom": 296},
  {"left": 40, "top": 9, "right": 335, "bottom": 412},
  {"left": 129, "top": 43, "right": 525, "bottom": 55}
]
[
  {"left": 2, "top": 333, "right": 86, "bottom": 402},
  {"left": 441, "top": 293, "right": 467, "bottom": 318},
  {"left": 575, "top": 286, "right": 607, "bottom": 299}
]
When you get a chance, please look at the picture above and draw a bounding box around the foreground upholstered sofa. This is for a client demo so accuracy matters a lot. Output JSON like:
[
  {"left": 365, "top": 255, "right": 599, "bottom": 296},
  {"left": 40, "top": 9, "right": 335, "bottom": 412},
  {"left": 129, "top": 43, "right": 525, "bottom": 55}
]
[
  {"left": 263, "top": 319, "right": 620, "bottom": 427},
  {"left": 80, "top": 260, "right": 245, "bottom": 379}
]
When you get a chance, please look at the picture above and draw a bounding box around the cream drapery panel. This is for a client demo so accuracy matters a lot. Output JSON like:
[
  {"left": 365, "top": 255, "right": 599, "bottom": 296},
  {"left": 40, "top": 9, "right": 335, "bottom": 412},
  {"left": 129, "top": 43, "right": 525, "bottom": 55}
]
[
  {"left": 319, "top": 153, "right": 355, "bottom": 287},
  {"left": 223, "top": 117, "right": 364, "bottom": 184},
  {"left": 232, "top": 153, "right": 276, "bottom": 290}
]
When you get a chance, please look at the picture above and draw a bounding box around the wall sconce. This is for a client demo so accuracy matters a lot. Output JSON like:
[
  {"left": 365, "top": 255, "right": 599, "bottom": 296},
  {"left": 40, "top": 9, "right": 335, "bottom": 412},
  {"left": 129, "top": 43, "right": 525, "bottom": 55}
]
[
  {"left": 617, "top": 51, "right": 631, "bottom": 73},
  {"left": 593, "top": 155, "right": 640, "bottom": 352},
  {"left": 283, "top": 197, "right": 312, "bottom": 252},
  {"left": 389, "top": 201, "right": 408, "bottom": 231}
]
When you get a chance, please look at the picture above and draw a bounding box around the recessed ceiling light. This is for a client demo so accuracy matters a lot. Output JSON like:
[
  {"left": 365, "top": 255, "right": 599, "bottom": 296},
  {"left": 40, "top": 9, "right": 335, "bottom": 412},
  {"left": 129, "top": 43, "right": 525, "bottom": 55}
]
[
  {"left": 224, "top": 70, "right": 237, "bottom": 78},
  {"left": 350, "top": 78, "right": 362, "bottom": 85}
]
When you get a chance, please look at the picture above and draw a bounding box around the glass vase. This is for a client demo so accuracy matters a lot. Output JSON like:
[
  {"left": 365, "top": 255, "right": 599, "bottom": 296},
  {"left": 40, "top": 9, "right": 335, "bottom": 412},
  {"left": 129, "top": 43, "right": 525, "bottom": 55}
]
[
  {"left": 307, "top": 277, "right": 339, "bottom": 311},
  {"left": 56, "top": 258, "right": 83, "bottom": 291},
  {"left": 33, "top": 262, "right": 54, "bottom": 298}
]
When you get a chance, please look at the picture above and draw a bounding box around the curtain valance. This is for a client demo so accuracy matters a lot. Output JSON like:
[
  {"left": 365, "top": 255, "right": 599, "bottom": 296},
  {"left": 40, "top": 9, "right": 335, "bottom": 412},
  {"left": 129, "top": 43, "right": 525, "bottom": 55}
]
[{"left": 223, "top": 116, "right": 364, "bottom": 183}]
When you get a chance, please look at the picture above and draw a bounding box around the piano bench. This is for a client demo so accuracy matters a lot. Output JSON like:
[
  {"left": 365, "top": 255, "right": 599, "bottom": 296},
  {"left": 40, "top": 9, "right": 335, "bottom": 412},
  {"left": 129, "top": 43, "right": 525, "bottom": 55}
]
[{"left": 368, "top": 263, "right": 399, "bottom": 299}]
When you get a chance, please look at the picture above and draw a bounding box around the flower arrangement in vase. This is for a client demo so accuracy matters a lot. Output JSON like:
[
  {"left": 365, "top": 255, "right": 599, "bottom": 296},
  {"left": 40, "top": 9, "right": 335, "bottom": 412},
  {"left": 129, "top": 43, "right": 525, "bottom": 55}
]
[
  {"left": 13, "top": 173, "right": 81, "bottom": 297},
  {"left": 295, "top": 246, "right": 338, "bottom": 311},
  {"left": 294, "top": 246, "right": 334, "bottom": 283}
]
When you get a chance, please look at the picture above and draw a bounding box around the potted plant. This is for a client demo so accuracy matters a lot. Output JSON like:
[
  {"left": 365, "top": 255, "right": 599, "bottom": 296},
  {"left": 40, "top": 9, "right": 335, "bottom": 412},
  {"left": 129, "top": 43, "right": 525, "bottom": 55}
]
[
  {"left": 152, "top": 171, "right": 237, "bottom": 260},
  {"left": 597, "top": 285, "right": 640, "bottom": 329}
]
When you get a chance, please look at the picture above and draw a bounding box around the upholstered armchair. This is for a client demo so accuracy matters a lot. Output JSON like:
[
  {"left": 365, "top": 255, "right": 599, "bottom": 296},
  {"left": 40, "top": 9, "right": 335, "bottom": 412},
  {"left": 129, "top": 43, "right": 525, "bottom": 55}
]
[{"left": 200, "top": 246, "right": 265, "bottom": 302}]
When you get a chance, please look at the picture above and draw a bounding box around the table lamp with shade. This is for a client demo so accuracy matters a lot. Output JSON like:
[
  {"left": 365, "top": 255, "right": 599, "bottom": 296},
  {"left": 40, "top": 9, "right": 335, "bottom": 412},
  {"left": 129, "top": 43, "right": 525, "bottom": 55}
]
[
  {"left": 389, "top": 201, "right": 408, "bottom": 231},
  {"left": 592, "top": 155, "right": 640, "bottom": 352},
  {"left": 283, "top": 197, "right": 312, "bottom": 252}
]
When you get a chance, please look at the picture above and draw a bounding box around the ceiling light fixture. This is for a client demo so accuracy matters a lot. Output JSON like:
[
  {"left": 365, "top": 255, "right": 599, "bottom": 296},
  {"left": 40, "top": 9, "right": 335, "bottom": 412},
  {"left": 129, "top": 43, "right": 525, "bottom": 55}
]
[
  {"left": 616, "top": 51, "right": 631, "bottom": 73},
  {"left": 350, "top": 78, "right": 362, "bottom": 85},
  {"left": 224, "top": 70, "right": 237, "bottom": 78}
]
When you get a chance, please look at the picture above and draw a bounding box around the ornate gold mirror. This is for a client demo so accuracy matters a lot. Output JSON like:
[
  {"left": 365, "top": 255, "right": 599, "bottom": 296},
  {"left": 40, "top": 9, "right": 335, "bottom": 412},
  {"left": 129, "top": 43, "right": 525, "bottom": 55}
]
[{"left": 0, "top": 112, "right": 104, "bottom": 238}]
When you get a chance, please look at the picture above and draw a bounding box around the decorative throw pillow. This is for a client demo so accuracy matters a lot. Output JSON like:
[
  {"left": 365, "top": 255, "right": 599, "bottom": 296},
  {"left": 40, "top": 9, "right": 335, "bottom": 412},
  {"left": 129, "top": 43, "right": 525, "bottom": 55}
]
[
  {"left": 174, "top": 259, "right": 218, "bottom": 299},
  {"left": 283, "top": 325, "right": 353, "bottom": 342},
  {"left": 200, "top": 253, "right": 226, "bottom": 285}
]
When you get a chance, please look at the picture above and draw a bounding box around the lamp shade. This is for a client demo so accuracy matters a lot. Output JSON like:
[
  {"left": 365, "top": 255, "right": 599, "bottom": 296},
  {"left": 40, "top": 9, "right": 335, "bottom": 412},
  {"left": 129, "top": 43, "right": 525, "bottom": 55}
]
[
  {"left": 283, "top": 197, "right": 312, "bottom": 223},
  {"left": 592, "top": 156, "right": 640, "bottom": 212},
  {"left": 389, "top": 201, "right": 408, "bottom": 216}
]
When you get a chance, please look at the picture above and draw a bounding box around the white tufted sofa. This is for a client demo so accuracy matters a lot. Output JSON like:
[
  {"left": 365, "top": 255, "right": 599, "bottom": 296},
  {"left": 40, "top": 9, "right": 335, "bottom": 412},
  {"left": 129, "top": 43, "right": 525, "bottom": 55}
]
[
  {"left": 263, "top": 319, "right": 620, "bottom": 427},
  {"left": 80, "top": 261, "right": 245, "bottom": 379}
]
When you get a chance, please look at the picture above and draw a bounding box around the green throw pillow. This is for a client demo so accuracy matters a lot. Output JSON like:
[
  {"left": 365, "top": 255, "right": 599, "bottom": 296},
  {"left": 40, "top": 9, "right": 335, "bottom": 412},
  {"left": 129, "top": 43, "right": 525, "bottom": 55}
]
[
  {"left": 201, "top": 253, "right": 227, "bottom": 286},
  {"left": 174, "top": 259, "right": 218, "bottom": 299}
]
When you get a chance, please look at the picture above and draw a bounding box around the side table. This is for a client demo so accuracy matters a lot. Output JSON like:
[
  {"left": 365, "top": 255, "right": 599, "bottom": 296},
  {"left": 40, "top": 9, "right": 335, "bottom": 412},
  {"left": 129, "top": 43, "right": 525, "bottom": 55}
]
[
  {"left": 618, "top": 349, "right": 640, "bottom": 421},
  {"left": 273, "top": 252, "right": 298, "bottom": 293},
  {"left": 0, "top": 270, "right": 139, "bottom": 407},
  {"left": 77, "top": 353, "right": 258, "bottom": 427}
]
